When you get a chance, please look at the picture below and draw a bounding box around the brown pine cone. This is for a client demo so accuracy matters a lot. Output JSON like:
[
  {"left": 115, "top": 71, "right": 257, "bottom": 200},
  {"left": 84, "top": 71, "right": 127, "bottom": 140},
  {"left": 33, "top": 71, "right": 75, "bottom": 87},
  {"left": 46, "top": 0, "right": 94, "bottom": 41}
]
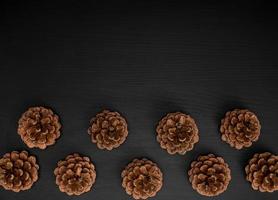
[
  {"left": 156, "top": 112, "right": 199, "bottom": 155},
  {"left": 220, "top": 109, "right": 261, "bottom": 149},
  {"left": 121, "top": 158, "right": 163, "bottom": 199},
  {"left": 18, "top": 106, "right": 62, "bottom": 149},
  {"left": 54, "top": 153, "right": 96, "bottom": 196},
  {"left": 88, "top": 110, "right": 128, "bottom": 150},
  {"left": 0, "top": 150, "right": 39, "bottom": 192},
  {"left": 245, "top": 152, "right": 278, "bottom": 192},
  {"left": 188, "top": 154, "right": 231, "bottom": 197}
]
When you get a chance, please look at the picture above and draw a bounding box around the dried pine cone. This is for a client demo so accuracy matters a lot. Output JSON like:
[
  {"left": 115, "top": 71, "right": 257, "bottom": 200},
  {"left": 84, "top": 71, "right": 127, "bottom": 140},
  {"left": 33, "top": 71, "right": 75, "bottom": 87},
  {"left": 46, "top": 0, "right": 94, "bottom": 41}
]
[
  {"left": 156, "top": 112, "right": 199, "bottom": 155},
  {"left": 0, "top": 150, "right": 39, "bottom": 192},
  {"left": 220, "top": 109, "right": 261, "bottom": 149},
  {"left": 54, "top": 153, "right": 96, "bottom": 196},
  {"left": 18, "top": 106, "right": 62, "bottom": 149},
  {"left": 188, "top": 154, "right": 231, "bottom": 197},
  {"left": 121, "top": 158, "right": 163, "bottom": 199},
  {"left": 245, "top": 152, "right": 278, "bottom": 192},
  {"left": 88, "top": 110, "right": 128, "bottom": 150}
]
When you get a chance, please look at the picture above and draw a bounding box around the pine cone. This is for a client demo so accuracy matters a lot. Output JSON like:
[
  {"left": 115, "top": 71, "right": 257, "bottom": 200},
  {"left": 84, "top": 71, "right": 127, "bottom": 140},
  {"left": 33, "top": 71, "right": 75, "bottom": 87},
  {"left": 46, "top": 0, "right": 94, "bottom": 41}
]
[
  {"left": 121, "top": 158, "right": 163, "bottom": 199},
  {"left": 220, "top": 109, "right": 261, "bottom": 149},
  {"left": 18, "top": 106, "right": 62, "bottom": 149},
  {"left": 0, "top": 150, "right": 39, "bottom": 192},
  {"left": 156, "top": 112, "right": 199, "bottom": 155},
  {"left": 188, "top": 154, "right": 231, "bottom": 197},
  {"left": 54, "top": 153, "right": 96, "bottom": 196},
  {"left": 245, "top": 152, "right": 278, "bottom": 192},
  {"left": 88, "top": 110, "right": 128, "bottom": 150}
]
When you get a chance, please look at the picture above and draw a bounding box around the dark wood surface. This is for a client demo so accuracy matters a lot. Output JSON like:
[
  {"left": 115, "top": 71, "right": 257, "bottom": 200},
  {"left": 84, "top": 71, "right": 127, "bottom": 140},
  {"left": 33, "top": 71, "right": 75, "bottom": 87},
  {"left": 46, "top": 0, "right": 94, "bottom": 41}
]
[{"left": 1, "top": 1, "right": 278, "bottom": 200}]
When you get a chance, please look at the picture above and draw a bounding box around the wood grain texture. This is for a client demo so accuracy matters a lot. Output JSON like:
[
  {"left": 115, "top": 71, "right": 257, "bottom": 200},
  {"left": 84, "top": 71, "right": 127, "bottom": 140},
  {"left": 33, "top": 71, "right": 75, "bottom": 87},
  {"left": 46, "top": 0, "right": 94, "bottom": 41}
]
[{"left": 1, "top": 1, "right": 278, "bottom": 200}]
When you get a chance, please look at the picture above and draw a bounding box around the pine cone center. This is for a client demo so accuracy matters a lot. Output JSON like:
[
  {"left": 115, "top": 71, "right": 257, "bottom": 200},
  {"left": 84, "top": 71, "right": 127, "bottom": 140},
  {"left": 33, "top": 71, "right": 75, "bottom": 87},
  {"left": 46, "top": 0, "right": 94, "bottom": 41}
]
[{"left": 108, "top": 126, "right": 117, "bottom": 137}]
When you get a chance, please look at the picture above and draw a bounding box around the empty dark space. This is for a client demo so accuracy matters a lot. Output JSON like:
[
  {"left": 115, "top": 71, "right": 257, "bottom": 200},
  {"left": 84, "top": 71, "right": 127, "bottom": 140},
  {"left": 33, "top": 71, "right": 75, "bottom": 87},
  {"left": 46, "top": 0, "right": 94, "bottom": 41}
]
[{"left": 1, "top": 1, "right": 278, "bottom": 200}]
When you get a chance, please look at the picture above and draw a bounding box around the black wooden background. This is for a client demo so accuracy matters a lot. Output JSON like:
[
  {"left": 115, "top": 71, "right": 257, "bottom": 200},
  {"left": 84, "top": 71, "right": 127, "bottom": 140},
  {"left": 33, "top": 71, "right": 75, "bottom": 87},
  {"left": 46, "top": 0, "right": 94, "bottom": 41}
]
[{"left": 1, "top": 1, "right": 278, "bottom": 200}]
